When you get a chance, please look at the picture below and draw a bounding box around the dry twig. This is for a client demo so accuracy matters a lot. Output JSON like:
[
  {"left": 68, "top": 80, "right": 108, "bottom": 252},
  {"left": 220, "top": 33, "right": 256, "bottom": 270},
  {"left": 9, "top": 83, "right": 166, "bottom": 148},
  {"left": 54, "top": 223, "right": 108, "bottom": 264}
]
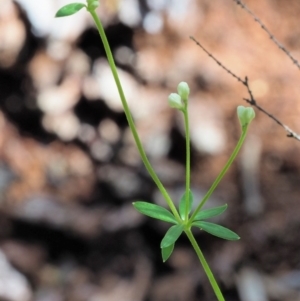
[
  {"left": 233, "top": 0, "right": 300, "bottom": 71},
  {"left": 190, "top": 36, "right": 300, "bottom": 141}
]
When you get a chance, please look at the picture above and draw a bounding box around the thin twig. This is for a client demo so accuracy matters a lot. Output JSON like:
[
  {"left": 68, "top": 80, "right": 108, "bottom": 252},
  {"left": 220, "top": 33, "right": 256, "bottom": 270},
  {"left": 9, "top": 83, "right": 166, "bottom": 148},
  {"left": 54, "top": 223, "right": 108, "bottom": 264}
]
[
  {"left": 233, "top": 0, "right": 300, "bottom": 70},
  {"left": 243, "top": 97, "right": 300, "bottom": 140},
  {"left": 190, "top": 36, "right": 300, "bottom": 141},
  {"left": 190, "top": 37, "right": 244, "bottom": 84}
]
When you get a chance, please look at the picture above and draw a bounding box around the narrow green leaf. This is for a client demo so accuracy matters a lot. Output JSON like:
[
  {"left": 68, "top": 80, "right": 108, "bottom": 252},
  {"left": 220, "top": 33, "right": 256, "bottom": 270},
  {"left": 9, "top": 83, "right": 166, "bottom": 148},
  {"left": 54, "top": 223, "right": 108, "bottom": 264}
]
[
  {"left": 55, "top": 3, "right": 86, "bottom": 17},
  {"left": 162, "top": 243, "right": 174, "bottom": 262},
  {"left": 161, "top": 224, "right": 184, "bottom": 248},
  {"left": 179, "top": 190, "right": 194, "bottom": 220},
  {"left": 193, "top": 221, "right": 240, "bottom": 240},
  {"left": 193, "top": 204, "right": 228, "bottom": 221},
  {"left": 133, "top": 202, "right": 177, "bottom": 224}
]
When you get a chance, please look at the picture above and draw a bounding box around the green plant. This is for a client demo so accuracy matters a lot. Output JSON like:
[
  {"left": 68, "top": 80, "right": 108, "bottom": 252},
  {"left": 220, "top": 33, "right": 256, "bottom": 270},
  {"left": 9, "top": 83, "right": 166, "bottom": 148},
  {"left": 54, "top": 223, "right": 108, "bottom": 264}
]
[{"left": 55, "top": 2, "right": 255, "bottom": 300}]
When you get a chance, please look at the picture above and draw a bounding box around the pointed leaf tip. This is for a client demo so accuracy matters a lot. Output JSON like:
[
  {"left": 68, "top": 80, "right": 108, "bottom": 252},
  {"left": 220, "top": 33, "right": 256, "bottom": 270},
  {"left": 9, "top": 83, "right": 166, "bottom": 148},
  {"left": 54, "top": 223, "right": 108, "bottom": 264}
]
[
  {"left": 133, "top": 201, "right": 178, "bottom": 224},
  {"left": 179, "top": 190, "right": 194, "bottom": 220},
  {"left": 193, "top": 204, "right": 228, "bottom": 221},
  {"left": 193, "top": 221, "right": 240, "bottom": 240},
  {"left": 162, "top": 243, "right": 174, "bottom": 262},
  {"left": 55, "top": 3, "right": 86, "bottom": 18},
  {"left": 161, "top": 224, "right": 184, "bottom": 248}
]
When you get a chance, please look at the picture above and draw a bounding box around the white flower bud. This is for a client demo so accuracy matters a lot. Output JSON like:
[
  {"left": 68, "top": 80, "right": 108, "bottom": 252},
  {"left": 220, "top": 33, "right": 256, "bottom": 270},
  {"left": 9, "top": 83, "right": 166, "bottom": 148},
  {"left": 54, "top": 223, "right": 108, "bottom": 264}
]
[
  {"left": 87, "top": 0, "right": 99, "bottom": 9},
  {"left": 177, "top": 82, "right": 190, "bottom": 102},
  {"left": 168, "top": 93, "right": 183, "bottom": 110},
  {"left": 237, "top": 106, "right": 255, "bottom": 127}
]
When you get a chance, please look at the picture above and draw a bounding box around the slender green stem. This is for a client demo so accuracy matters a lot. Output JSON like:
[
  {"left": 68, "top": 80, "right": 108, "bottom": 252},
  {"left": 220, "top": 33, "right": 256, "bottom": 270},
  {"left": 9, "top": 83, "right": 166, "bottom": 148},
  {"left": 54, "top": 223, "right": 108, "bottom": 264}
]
[
  {"left": 88, "top": 9, "right": 180, "bottom": 221},
  {"left": 185, "top": 229, "right": 225, "bottom": 301},
  {"left": 183, "top": 107, "right": 191, "bottom": 221},
  {"left": 189, "top": 126, "right": 249, "bottom": 224}
]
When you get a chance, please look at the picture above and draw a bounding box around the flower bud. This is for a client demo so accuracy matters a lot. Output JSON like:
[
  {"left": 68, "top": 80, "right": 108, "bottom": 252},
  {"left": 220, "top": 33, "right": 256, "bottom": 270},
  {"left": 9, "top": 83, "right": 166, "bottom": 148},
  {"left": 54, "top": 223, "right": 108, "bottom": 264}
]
[
  {"left": 168, "top": 93, "right": 183, "bottom": 110},
  {"left": 87, "top": 0, "right": 99, "bottom": 10},
  {"left": 177, "top": 82, "right": 190, "bottom": 102},
  {"left": 237, "top": 106, "right": 255, "bottom": 127}
]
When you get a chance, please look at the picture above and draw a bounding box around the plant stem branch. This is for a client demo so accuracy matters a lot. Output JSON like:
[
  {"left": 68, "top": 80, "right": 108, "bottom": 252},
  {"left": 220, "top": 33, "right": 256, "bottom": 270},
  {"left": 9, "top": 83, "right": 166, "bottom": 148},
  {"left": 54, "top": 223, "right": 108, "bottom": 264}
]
[
  {"left": 189, "top": 126, "right": 249, "bottom": 224},
  {"left": 185, "top": 229, "right": 225, "bottom": 301},
  {"left": 183, "top": 107, "right": 191, "bottom": 221},
  {"left": 88, "top": 9, "right": 180, "bottom": 221}
]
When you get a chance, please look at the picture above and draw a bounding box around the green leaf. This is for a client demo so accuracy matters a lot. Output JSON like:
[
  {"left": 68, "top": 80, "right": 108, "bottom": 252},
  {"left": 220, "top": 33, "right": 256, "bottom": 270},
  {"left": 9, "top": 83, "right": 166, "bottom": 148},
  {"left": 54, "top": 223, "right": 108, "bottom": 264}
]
[
  {"left": 193, "top": 204, "right": 228, "bottom": 221},
  {"left": 179, "top": 190, "right": 194, "bottom": 220},
  {"left": 162, "top": 243, "right": 174, "bottom": 262},
  {"left": 161, "top": 224, "right": 184, "bottom": 248},
  {"left": 55, "top": 3, "right": 86, "bottom": 17},
  {"left": 193, "top": 221, "right": 240, "bottom": 240},
  {"left": 133, "top": 202, "right": 177, "bottom": 224}
]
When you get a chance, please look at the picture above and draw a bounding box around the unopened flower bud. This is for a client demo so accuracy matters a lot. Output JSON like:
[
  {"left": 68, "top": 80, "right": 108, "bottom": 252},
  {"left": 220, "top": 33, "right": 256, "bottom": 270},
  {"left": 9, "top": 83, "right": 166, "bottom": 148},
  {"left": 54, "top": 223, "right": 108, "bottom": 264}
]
[
  {"left": 237, "top": 106, "right": 255, "bottom": 128},
  {"left": 177, "top": 82, "right": 190, "bottom": 102},
  {"left": 87, "top": 0, "right": 99, "bottom": 9},
  {"left": 168, "top": 93, "right": 183, "bottom": 110}
]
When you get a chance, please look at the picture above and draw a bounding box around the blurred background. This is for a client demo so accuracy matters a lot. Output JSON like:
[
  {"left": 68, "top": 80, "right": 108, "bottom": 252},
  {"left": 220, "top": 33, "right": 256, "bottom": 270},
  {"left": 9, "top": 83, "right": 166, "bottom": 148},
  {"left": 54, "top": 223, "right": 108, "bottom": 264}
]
[{"left": 1, "top": 0, "right": 300, "bottom": 300}]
